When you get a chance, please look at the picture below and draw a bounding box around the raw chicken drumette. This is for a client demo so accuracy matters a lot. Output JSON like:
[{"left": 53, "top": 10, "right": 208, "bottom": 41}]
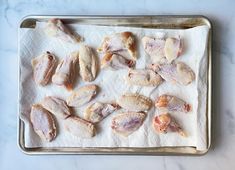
[{"left": 152, "top": 113, "right": 186, "bottom": 137}]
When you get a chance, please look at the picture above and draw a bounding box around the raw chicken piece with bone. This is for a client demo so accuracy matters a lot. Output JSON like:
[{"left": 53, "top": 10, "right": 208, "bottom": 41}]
[
  {"left": 111, "top": 112, "right": 146, "bottom": 137},
  {"left": 117, "top": 93, "right": 152, "bottom": 112},
  {"left": 142, "top": 36, "right": 182, "bottom": 63},
  {"left": 126, "top": 69, "right": 163, "bottom": 86},
  {"left": 52, "top": 51, "right": 79, "bottom": 90},
  {"left": 85, "top": 102, "right": 119, "bottom": 123},
  {"left": 30, "top": 104, "right": 57, "bottom": 142},
  {"left": 142, "top": 36, "right": 165, "bottom": 63},
  {"left": 98, "top": 31, "right": 137, "bottom": 60},
  {"left": 41, "top": 96, "right": 71, "bottom": 119},
  {"left": 44, "top": 19, "right": 82, "bottom": 43},
  {"left": 152, "top": 113, "right": 186, "bottom": 137},
  {"left": 148, "top": 61, "right": 195, "bottom": 85},
  {"left": 64, "top": 116, "right": 95, "bottom": 138},
  {"left": 101, "top": 52, "right": 135, "bottom": 70},
  {"left": 164, "top": 37, "right": 183, "bottom": 62},
  {"left": 79, "top": 44, "right": 98, "bottom": 82},
  {"left": 66, "top": 84, "right": 99, "bottom": 107},
  {"left": 31, "top": 51, "right": 57, "bottom": 86},
  {"left": 155, "top": 94, "right": 191, "bottom": 113}
]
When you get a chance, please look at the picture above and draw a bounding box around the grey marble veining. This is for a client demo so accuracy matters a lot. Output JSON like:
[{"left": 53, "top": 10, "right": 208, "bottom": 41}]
[{"left": 0, "top": 0, "right": 235, "bottom": 170}]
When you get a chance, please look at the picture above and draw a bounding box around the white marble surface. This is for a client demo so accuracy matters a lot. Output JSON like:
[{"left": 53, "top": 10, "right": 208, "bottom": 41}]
[{"left": 0, "top": 0, "right": 235, "bottom": 169}]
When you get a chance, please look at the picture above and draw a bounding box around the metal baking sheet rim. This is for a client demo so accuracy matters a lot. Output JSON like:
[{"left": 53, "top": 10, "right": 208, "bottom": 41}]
[{"left": 17, "top": 15, "right": 212, "bottom": 155}]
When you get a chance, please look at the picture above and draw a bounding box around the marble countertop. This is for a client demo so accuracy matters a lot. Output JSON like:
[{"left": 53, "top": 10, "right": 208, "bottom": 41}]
[{"left": 0, "top": 0, "right": 235, "bottom": 169}]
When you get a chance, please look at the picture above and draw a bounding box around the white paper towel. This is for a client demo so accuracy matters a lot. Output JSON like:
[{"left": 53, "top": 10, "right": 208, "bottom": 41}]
[{"left": 19, "top": 22, "right": 209, "bottom": 150}]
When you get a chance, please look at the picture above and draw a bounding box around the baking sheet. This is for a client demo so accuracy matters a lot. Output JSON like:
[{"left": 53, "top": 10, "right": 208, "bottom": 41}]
[{"left": 17, "top": 15, "right": 209, "bottom": 154}]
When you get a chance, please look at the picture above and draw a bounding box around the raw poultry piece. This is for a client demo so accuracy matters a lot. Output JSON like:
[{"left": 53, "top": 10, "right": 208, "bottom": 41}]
[
  {"left": 142, "top": 36, "right": 182, "bottom": 63},
  {"left": 44, "top": 19, "right": 81, "bottom": 43},
  {"left": 64, "top": 116, "right": 95, "bottom": 138},
  {"left": 148, "top": 61, "right": 195, "bottom": 85},
  {"left": 101, "top": 52, "right": 135, "bottom": 70},
  {"left": 155, "top": 94, "right": 191, "bottom": 113},
  {"left": 117, "top": 93, "right": 152, "bottom": 112},
  {"left": 31, "top": 51, "right": 57, "bottom": 86},
  {"left": 79, "top": 44, "right": 98, "bottom": 82},
  {"left": 111, "top": 112, "right": 146, "bottom": 137},
  {"left": 152, "top": 113, "right": 186, "bottom": 137},
  {"left": 85, "top": 102, "right": 119, "bottom": 123},
  {"left": 30, "top": 104, "right": 57, "bottom": 142},
  {"left": 41, "top": 96, "right": 71, "bottom": 119},
  {"left": 142, "top": 36, "right": 165, "bottom": 63},
  {"left": 126, "top": 69, "right": 163, "bottom": 86},
  {"left": 98, "top": 32, "right": 137, "bottom": 60},
  {"left": 52, "top": 51, "right": 79, "bottom": 90},
  {"left": 164, "top": 37, "right": 182, "bottom": 62},
  {"left": 66, "top": 84, "right": 99, "bottom": 107}
]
